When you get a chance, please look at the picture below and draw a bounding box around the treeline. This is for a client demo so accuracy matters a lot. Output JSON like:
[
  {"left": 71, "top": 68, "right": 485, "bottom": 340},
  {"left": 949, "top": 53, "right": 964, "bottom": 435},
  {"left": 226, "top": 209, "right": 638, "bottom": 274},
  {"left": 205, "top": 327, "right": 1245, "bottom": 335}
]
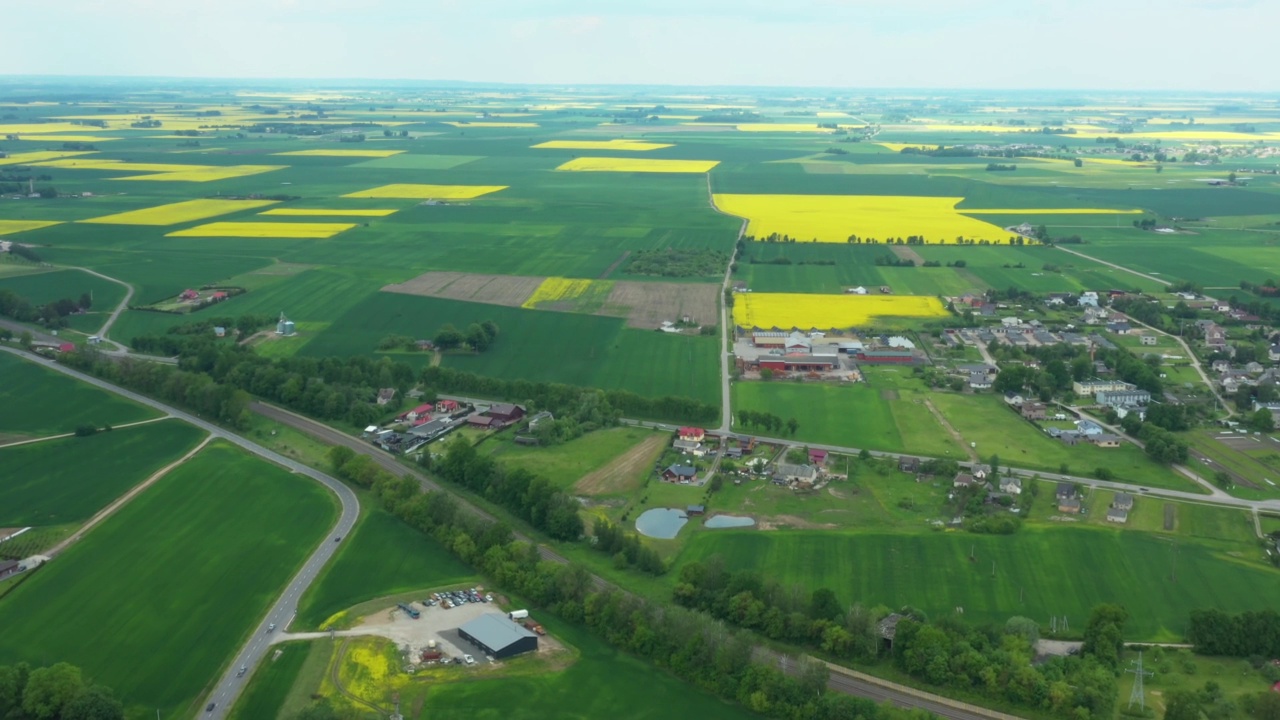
[
  {"left": 1186, "top": 609, "right": 1280, "bottom": 657},
  {"left": 674, "top": 557, "right": 1122, "bottom": 719},
  {"left": 429, "top": 437, "right": 584, "bottom": 541},
  {"left": 421, "top": 365, "right": 718, "bottom": 424},
  {"left": 0, "top": 288, "right": 90, "bottom": 329},
  {"left": 624, "top": 247, "right": 728, "bottom": 278},
  {"left": 322, "top": 448, "right": 927, "bottom": 720},
  {"left": 591, "top": 517, "right": 664, "bottom": 574},
  {"left": 735, "top": 410, "right": 798, "bottom": 436},
  {"left": 0, "top": 661, "right": 125, "bottom": 720},
  {"left": 131, "top": 314, "right": 275, "bottom": 355},
  {"left": 60, "top": 353, "right": 253, "bottom": 428}
]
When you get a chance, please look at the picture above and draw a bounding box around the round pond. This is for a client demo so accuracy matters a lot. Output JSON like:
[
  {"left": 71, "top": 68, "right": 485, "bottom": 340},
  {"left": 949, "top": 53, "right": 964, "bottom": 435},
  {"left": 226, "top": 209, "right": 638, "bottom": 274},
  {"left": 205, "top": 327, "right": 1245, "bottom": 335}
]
[
  {"left": 704, "top": 514, "right": 756, "bottom": 529},
  {"left": 634, "top": 508, "right": 688, "bottom": 539}
]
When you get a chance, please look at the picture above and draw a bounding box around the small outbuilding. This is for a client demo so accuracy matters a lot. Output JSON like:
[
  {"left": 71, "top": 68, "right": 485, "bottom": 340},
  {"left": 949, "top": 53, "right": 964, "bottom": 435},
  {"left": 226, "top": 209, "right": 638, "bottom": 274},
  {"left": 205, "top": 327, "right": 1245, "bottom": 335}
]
[{"left": 458, "top": 613, "right": 539, "bottom": 660}]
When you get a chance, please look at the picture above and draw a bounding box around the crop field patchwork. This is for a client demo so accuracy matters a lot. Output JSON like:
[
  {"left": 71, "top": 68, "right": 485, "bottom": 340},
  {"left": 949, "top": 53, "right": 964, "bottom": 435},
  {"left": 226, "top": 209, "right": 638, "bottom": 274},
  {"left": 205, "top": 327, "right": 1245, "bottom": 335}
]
[
  {"left": 522, "top": 276, "right": 611, "bottom": 310},
  {"left": 0, "top": 150, "right": 97, "bottom": 166},
  {"left": 273, "top": 149, "right": 405, "bottom": 157},
  {"left": 442, "top": 121, "right": 539, "bottom": 128},
  {"left": 532, "top": 139, "right": 674, "bottom": 151},
  {"left": 259, "top": 208, "right": 399, "bottom": 217},
  {"left": 382, "top": 271, "right": 546, "bottom": 306},
  {"left": 732, "top": 292, "right": 949, "bottom": 329},
  {"left": 342, "top": 183, "right": 507, "bottom": 199},
  {"left": 0, "top": 441, "right": 336, "bottom": 716},
  {"left": 350, "top": 154, "right": 483, "bottom": 169},
  {"left": 81, "top": 199, "right": 279, "bottom": 225},
  {"left": 556, "top": 157, "right": 720, "bottom": 173},
  {"left": 29, "top": 158, "right": 286, "bottom": 182},
  {"left": 166, "top": 221, "right": 358, "bottom": 238}
]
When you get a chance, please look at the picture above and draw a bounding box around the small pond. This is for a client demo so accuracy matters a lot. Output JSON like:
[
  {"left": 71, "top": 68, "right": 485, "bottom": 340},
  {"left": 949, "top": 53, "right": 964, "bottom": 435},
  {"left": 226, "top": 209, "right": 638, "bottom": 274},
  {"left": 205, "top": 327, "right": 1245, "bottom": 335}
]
[
  {"left": 704, "top": 514, "right": 756, "bottom": 529},
  {"left": 634, "top": 508, "right": 688, "bottom": 539}
]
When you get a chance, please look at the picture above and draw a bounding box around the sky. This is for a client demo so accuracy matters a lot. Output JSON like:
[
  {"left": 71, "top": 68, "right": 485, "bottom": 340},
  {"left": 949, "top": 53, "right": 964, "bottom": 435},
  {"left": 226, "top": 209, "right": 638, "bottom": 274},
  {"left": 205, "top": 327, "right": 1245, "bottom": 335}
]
[{"left": 4, "top": 0, "right": 1276, "bottom": 92}]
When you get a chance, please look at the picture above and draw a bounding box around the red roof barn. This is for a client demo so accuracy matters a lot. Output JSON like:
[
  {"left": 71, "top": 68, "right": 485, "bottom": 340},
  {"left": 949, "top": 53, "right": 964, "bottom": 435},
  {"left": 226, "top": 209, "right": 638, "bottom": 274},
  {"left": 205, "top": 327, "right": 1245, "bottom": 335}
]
[{"left": 58, "top": 343, "right": 75, "bottom": 353}]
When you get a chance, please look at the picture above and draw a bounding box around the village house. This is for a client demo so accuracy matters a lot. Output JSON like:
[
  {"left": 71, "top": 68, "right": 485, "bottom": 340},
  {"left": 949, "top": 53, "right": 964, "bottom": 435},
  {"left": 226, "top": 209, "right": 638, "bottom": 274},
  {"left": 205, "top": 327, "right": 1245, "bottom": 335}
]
[
  {"left": 968, "top": 372, "right": 993, "bottom": 391},
  {"left": 999, "top": 477, "right": 1022, "bottom": 495},
  {"left": 1073, "top": 379, "right": 1137, "bottom": 396},
  {"left": 898, "top": 456, "right": 920, "bottom": 473},
  {"left": 1020, "top": 402, "right": 1047, "bottom": 421},
  {"left": 1076, "top": 419, "right": 1105, "bottom": 436},
  {"left": 774, "top": 463, "right": 818, "bottom": 485},
  {"left": 1140, "top": 334, "right": 1158, "bottom": 346},
  {"left": 1003, "top": 390, "right": 1025, "bottom": 406},
  {"left": 678, "top": 427, "right": 706, "bottom": 443},
  {"left": 400, "top": 402, "right": 433, "bottom": 422},
  {"left": 376, "top": 388, "right": 397, "bottom": 406},
  {"left": 808, "top": 448, "right": 828, "bottom": 467},
  {"left": 952, "top": 472, "right": 977, "bottom": 488},
  {"left": 662, "top": 464, "right": 698, "bottom": 483},
  {"left": 971, "top": 464, "right": 991, "bottom": 481},
  {"left": 1095, "top": 389, "right": 1152, "bottom": 408},
  {"left": 485, "top": 403, "right": 526, "bottom": 426},
  {"left": 1088, "top": 433, "right": 1122, "bottom": 448},
  {"left": 1270, "top": 344, "right": 1280, "bottom": 363},
  {"left": 673, "top": 438, "right": 707, "bottom": 456},
  {"left": 1107, "top": 493, "right": 1134, "bottom": 523}
]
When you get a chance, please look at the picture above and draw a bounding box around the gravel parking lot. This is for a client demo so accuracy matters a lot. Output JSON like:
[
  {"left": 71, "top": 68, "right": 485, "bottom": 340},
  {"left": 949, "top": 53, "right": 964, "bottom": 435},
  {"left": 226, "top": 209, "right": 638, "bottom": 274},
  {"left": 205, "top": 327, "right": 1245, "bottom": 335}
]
[{"left": 350, "top": 595, "right": 497, "bottom": 661}]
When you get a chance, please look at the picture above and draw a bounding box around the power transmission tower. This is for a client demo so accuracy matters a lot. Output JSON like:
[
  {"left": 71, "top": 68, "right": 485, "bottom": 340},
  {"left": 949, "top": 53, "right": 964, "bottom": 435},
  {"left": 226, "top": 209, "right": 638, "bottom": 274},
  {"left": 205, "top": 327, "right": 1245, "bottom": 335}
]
[{"left": 1126, "top": 651, "right": 1154, "bottom": 711}]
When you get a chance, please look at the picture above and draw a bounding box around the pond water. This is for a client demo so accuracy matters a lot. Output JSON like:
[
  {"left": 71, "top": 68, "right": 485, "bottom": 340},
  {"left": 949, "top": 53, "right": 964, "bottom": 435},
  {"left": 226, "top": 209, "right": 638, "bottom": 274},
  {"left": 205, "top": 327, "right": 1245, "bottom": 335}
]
[
  {"left": 634, "top": 508, "right": 688, "bottom": 539},
  {"left": 704, "top": 514, "right": 756, "bottom": 529}
]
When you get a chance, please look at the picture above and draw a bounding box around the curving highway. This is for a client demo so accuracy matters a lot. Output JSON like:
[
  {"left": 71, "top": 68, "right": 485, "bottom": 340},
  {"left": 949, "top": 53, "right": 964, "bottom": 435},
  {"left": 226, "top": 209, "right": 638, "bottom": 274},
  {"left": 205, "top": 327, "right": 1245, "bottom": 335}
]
[{"left": 0, "top": 347, "right": 359, "bottom": 720}]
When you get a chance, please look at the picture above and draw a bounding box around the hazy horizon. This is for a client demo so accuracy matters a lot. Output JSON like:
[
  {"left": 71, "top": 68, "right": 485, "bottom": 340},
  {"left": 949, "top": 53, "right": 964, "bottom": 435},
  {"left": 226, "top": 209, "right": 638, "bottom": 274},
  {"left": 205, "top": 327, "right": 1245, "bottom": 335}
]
[{"left": 4, "top": 0, "right": 1276, "bottom": 93}]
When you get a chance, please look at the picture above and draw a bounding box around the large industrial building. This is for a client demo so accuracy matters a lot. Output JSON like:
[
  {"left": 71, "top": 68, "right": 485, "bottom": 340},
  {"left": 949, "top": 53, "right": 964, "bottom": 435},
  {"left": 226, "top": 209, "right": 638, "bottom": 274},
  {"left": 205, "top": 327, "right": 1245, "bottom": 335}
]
[{"left": 458, "top": 614, "right": 539, "bottom": 660}]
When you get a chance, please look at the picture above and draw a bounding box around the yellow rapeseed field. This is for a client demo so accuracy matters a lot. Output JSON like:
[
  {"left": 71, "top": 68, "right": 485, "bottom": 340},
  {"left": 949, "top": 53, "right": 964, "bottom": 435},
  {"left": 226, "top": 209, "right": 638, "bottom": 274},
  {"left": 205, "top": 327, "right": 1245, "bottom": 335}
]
[
  {"left": 338, "top": 640, "right": 408, "bottom": 703},
  {"left": 342, "top": 184, "right": 507, "bottom": 199},
  {"left": 0, "top": 151, "right": 97, "bottom": 167},
  {"left": 733, "top": 293, "right": 950, "bottom": 330},
  {"left": 9, "top": 135, "right": 118, "bottom": 143},
  {"left": 31, "top": 158, "right": 285, "bottom": 182},
  {"left": 273, "top": 149, "right": 405, "bottom": 158},
  {"left": 166, "top": 222, "right": 356, "bottom": 239},
  {"left": 532, "top": 139, "right": 673, "bottom": 151},
  {"left": 82, "top": 199, "right": 278, "bottom": 226},
  {"left": 259, "top": 208, "right": 398, "bottom": 217},
  {"left": 712, "top": 194, "right": 1019, "bottom": 244},
  {"left": 0, "top": 123, "right": 99, "bottom": 134},
  {"left": 555, "top": 157, "right": 719, "bottom": 173},
  {"left": 522, "top": 277, "right": 594, "bottom": 308},
  {"left": 0, "top": 220, "right": 61, "bottom": 235}
]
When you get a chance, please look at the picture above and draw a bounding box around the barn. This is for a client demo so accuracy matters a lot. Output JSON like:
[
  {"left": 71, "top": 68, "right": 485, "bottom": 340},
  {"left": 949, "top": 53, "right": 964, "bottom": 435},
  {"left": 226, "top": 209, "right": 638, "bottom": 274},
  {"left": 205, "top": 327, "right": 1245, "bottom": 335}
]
[{"left": 458, "top": 614, "right": 539, "bottom": 660}]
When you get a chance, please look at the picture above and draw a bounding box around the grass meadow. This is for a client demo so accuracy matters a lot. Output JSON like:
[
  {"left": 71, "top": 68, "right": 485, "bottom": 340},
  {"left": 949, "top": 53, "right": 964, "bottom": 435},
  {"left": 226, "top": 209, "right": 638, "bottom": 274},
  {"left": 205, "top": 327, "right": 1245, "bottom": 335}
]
[
  {"left": 484, "top": 426, "right": 664, "bottom": 490},
  {"left": 0, "top": 419, "right": 206, "bottom": 527},
  {"left": 294, "top": 507, "right": 475, "bottom": 630},
  {"left": 0, "top": 352, "right": 160, "bottom": 435},
  {"left": 676, "top": 526, "right": 1279, "bottom": 641},
  {"left": 0, "top": 441, "right": 337, "bottom": 718}
]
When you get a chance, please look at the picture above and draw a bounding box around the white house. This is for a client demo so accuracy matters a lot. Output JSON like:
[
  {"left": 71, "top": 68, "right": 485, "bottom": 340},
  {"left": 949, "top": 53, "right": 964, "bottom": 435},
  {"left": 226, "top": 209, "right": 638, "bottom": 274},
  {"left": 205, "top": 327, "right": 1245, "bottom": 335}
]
[{"left": 1079, "top": 291, "right": 1099, "bottom": 308}]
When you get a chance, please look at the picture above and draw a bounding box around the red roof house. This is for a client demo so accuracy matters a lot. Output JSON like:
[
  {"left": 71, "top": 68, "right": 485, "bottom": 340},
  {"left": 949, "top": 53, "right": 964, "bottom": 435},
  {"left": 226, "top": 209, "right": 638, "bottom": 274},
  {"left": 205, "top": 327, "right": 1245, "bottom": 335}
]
[
  {"left": 436, "top": 399, "right": 459, "bottom": 413},
  {"left": 58, "top": 343, "right": 75, "bottom": 353},
  {"left": 179, "top": 289, "right": 199, "bottom": 301},
  {"left": 678, "top": 427, "right": 705, "bottom": 442},
  {"left": 808, "top": 449, "right": 828, "bottom": 466},
  {"left": 400, "top": 403, "right": 433, "bottom": 422}
]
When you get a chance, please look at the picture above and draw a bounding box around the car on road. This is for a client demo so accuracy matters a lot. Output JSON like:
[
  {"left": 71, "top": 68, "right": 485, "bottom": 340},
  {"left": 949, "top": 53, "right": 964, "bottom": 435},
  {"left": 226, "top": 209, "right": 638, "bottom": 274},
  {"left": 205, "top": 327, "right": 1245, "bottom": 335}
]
[
  {"left": 267, "top": 623, "right": 276, "bottom": 632},
  {"left": 206, "top": 703, "right": 216, "bottom": 712},
  {"left": 334, "top": 536, "right": 342, "bottom": 542},
  {"left": 237, "top": 665, "right": 247, "bottom": 677}
]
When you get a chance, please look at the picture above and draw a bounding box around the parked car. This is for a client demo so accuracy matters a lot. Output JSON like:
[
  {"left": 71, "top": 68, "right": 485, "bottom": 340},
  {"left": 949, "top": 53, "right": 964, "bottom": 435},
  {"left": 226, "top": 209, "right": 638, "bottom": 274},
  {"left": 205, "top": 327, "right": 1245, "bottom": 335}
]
[{"left": 463, "top": 654, "right": 476, "bottom": 665}]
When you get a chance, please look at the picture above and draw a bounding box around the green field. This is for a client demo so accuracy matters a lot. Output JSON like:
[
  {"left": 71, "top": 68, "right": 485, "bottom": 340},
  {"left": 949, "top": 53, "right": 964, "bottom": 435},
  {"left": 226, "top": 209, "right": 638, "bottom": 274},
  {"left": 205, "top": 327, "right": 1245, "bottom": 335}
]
[
  {"left": 294, "top": 507, "right": 474, "bottom": 629},
  {"left": 730, "top": 379, "right": 965, "bottom": 459},
  {"left": 676, "top": 526, "right": 1279, "bottom": 641},
  {"left": 484, "top": 426, "right": 663, "bottom": 489},
  {"left": 0, "top": 441, "right": 337, "bottom": 717},
  {"left": 0, "top": 352, "right": 161, "bottom": 435},
  {"left": 0, "top": 419, "right": 206, "bottom": 527},
  {"left": 228, "top": 641, "right": 321, "bottom": 720}
]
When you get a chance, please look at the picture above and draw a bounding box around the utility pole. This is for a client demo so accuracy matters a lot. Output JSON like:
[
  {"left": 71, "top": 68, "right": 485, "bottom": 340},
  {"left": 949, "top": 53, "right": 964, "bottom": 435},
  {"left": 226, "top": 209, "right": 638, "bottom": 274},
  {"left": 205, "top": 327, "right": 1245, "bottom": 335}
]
[{"left": 1127, "top": 652, "right": 1154, "bottom": 711}]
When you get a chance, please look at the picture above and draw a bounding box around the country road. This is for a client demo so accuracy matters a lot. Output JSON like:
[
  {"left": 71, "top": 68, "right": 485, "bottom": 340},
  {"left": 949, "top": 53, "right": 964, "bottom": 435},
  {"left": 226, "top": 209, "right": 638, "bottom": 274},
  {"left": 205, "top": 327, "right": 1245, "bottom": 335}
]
[
  {"left": 69, "top": 265, "right": 133, "bottom": 346},
  {"left": 0, "top": 347, "right": 360, "bottom": 720},
  {"left": 706, "top": 171, "right": 746, "bottom": 434}
]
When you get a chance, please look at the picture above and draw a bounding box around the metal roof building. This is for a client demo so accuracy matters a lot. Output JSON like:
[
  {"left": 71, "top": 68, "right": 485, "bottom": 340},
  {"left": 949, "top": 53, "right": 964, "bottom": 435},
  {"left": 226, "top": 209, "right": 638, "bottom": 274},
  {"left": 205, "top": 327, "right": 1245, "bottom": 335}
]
[{"left": 458, "top": 614, "right": 539, "bottom": 660}]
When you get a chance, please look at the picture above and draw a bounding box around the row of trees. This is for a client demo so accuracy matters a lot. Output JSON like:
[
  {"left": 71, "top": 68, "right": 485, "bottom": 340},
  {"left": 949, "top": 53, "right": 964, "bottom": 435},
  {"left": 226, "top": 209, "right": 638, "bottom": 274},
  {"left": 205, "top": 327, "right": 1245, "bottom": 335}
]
[
  {"left": 433, "top": 320, "right": 499, "bottom": 353},
  {"left": 420, "top": 365, "right": 718, "bottom": 424},
  {"left": 325, "top": 449, "right": 926, "bottom": 720},
  {"left": 0, "top": 289, "right": 90, "bottom": 329},
  {"left": 1186, "top": 609, "right": 1280, "bottom": 658},
  {"left": 0, "top": 662, "right": 124, "bottom": 720},
  {"left": 735, "top": 410, "right": 798, "bottom": 436},
  {"left": 591, "top": 518, "right": 665, "bottom": 574}
]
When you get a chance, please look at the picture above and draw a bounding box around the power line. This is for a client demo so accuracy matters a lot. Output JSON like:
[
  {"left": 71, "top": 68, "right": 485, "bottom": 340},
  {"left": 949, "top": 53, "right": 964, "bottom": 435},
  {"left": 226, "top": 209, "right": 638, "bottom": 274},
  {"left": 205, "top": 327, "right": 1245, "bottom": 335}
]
[{"left": 1126, "top": 651, "right": 1154, "bottom": 711}]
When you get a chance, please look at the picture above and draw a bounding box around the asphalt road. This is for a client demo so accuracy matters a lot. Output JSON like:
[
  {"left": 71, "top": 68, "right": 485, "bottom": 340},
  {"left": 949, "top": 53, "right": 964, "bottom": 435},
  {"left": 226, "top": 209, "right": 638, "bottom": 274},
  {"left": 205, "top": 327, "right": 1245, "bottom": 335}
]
[{"left": 0, "top": 348, "right": 360, "bottom": 720}]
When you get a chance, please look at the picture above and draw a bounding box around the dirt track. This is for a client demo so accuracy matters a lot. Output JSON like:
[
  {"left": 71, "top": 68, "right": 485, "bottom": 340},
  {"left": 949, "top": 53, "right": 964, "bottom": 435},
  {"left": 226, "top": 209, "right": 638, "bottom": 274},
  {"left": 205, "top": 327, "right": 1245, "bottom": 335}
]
[{"left": 574, "top": 433, "right": 666, "bottom": 495}]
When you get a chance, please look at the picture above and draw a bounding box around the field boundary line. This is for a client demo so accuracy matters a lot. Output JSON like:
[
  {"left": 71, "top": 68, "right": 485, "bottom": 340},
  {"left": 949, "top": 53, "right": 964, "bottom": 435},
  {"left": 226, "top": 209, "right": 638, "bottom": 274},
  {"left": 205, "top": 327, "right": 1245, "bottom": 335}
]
[
  {"left": 0, "top": 415, "right": 173, "bottom": 449},
  {"left": 46, "top": 434, "right": 213, "bottom": 558},
  {"left": 66, "top": 265, "right": 134, "bottom": 346}
]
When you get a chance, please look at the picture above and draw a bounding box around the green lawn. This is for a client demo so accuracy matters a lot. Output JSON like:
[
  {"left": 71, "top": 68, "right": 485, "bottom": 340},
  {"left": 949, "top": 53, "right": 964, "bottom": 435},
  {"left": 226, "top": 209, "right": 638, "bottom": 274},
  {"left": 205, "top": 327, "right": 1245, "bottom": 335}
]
[
  {"left": 484, "top": 426, "right": 664, "bottom": 489},
  {"left": 0, "top": 419, "right": 206, "bottom": 527},
  {"left": 0, "top": 352, "right": 160, "bottom": 435},
  {"left": 731, "top": 379, "right": 965, "bottom": 459},
  {"left": 0, "top": 441, "right": 337, "bottom": 718},
  {"left": 675, "top": 525, "right": 1279, "bottom": 641},
  {"left": 294, "top": 507, "right": 474, "bottom": 630}
]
